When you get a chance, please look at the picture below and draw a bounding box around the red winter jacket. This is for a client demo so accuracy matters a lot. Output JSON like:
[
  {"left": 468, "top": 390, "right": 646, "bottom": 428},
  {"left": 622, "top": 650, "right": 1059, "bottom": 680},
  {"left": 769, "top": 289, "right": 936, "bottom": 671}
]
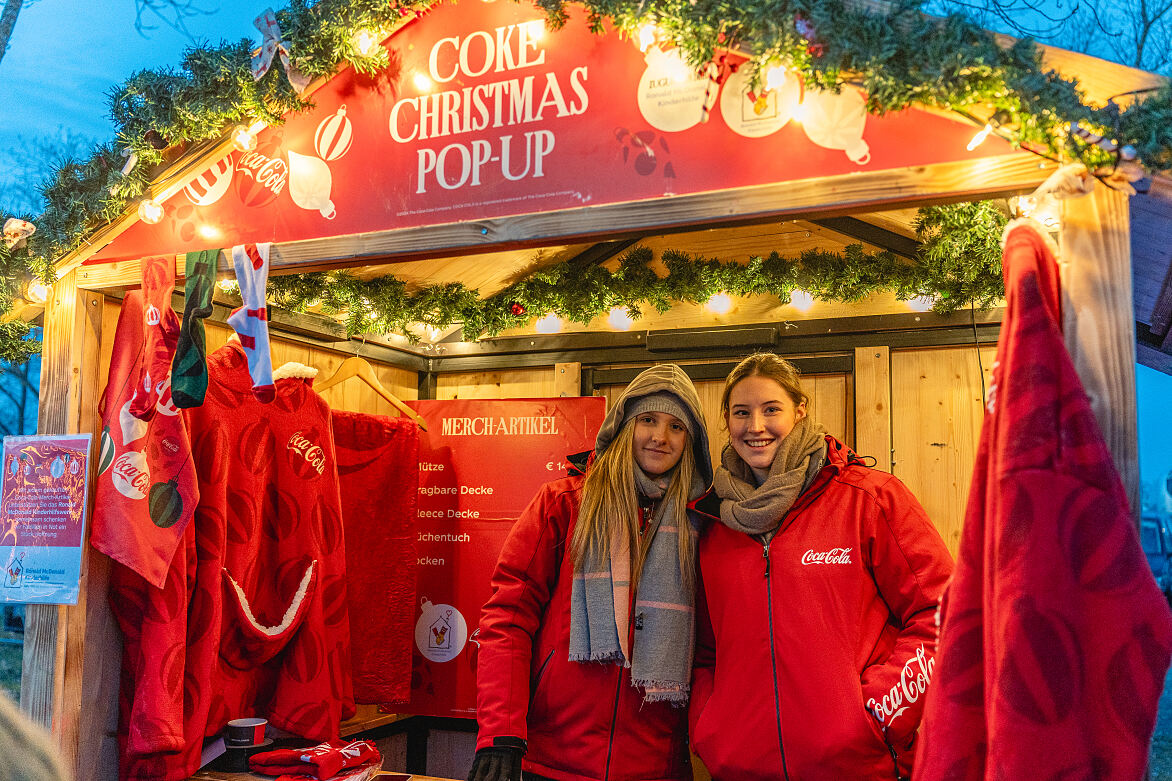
[
  {"left": 690, "top": 436, "right": 953, "bottom": 781},
  {"left": 475, "top": 472, "right": 705, "bottom": 781}
]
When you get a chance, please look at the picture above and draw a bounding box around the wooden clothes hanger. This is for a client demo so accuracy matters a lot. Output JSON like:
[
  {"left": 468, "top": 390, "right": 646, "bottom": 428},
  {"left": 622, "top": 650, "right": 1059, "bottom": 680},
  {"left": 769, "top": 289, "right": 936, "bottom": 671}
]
[{"left": 316, "top": 353, "right": 428, "bottom": 431}]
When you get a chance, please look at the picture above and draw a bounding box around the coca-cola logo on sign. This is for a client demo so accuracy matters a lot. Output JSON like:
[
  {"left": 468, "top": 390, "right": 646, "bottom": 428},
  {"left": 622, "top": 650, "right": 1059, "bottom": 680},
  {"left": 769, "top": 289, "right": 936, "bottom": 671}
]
[
  {"left": 287, "top": 430, "right": 326, "bottom": 477},
  {"left": 800, "top": 547, "right": 853, "bottom": 565},
  {"left": 234, "top": 145, "right": 288, "bottom": 208},
  {"left": 111, "top": 451, "right": 150, "bottom": 500}
]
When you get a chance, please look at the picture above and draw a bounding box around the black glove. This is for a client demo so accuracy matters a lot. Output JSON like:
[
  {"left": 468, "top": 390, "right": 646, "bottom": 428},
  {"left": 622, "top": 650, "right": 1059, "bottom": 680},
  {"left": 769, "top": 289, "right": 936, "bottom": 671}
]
[{"left": 467, "top": 741, "right": 524, "bottom": 781}]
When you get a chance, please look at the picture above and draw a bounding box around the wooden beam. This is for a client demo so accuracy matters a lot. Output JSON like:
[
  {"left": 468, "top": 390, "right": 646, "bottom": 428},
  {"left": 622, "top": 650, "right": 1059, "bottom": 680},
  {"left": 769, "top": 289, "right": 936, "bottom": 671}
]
[
  {"left": 554, "top": 363, "right": 581, "bottom": 397},
  {"left": 853, "top": 347, "right": 892, "bottom": 472},
  {"left": 1059, "top": 185, "right": 1140, "bottom": 522},
  {"left": 1153, "top": 252, "right": 1172, "bottom": 341},
  {"left": 810, "top": 217, "right": 920, "bottom": 260},
  {"left": 72, "top": 153, "right": 1055, "bottom": 291},
  {"left": 20, "top": 275, "right": 105, "bottom": 780}
]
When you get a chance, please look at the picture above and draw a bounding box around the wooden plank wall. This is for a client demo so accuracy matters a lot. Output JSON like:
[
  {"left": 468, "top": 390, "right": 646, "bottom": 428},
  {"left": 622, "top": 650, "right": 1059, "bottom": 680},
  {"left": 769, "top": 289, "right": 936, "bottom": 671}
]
[
  {"left": 435, "top": 368, "right": 558, "bottom": 400},
  {"left": 890, "top": 345, "right": 996, "bottom": 555}
]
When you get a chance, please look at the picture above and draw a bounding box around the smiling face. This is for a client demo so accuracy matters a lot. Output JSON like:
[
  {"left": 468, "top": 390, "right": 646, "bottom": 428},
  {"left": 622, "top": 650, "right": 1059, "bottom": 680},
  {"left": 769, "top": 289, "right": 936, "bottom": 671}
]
[
  {"left": 631, "top": 411, "right": 689, "bottom": 478},
  {"left": 726, "top": 374, "right": 807, "bottom": 484}
]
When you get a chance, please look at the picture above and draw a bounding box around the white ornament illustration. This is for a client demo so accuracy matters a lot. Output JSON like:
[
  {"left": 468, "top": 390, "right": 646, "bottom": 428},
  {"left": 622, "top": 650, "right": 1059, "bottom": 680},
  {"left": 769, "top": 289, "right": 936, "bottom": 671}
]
[
  {"left": 314, "top": 105, "right": 353, "bottom": 161},
  {"left": 414, "top": 597, "right": 468, "bottom": 663},
  {"left": 287, "top": 150, "right": 336, "bottom": 219},
  {"left": 799, "top": 88, "right": 870, "bottom": 164},
  {"left": 110, "top": 450, "right": 150, "bottom": 500},
  {"left": 119, "top": 399, "right": 148, "bottom": 444},
  {"left": 719, "top": 65, "right": 800, "bottom": 139},
  {"left": 184, "top": 155, "right": 234, "bottom": 206},
  {"left": 636, "top": 48, "right": 716, "bottom": 133},
  {"left": 155, "top": 375, "right": 179, "bottom": 417}
]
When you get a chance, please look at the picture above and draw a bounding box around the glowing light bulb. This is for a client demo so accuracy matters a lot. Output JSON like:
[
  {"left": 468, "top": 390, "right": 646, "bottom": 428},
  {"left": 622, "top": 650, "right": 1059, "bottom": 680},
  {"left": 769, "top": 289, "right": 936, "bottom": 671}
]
[
  {"left": 907, "top": 295, "right": 936, "bottom": 312},
  {"left": 608, "top": 307, "right": 634, "bottom": 331},
  {"left": 535, "top": 313, "right": 563, "bottom": 334},
  {"left": 230, "top": 125, "right": 257, "bottom": 152},
  {"left": 705, "top": 293, "right": 732, "bottom": 314},
  {"left": 413, "top": 72, "right": 434, "bottom": 92},
  {"left": 638, "top": 22, "right": 658, "bottom": 51},
  {"left": 353, "top": 29, "right": 380, "bottom": 56},
  {"left": 217, "top": 279, "right": 238, "bottom": 293},
  {"left": 24, "top": 280, "right": 49, "bottom": 305},
  {"left": 197, "top": 224, "right": 221, "bottom": 240},
  {"left": 137, "top": 199, "right": 164, "bottom": 224},
  {"left": 789, "top": 289, "right": 815, "bottom": 312},
  {"left": 765, "top": 65, "right": 787, "bottom": 91},
  {"left": 967, "top": 123, "right": 993, "bottom": 151},
  {"left": 526, "top": 19, "right": 545, "bottom": 41}
]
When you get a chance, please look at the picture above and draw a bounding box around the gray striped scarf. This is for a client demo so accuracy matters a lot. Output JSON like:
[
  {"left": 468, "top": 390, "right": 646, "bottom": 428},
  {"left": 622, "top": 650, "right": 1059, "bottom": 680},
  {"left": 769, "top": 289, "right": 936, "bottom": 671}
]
[{"left": 568, "top": 465, "right": 700, "bottom": 704}]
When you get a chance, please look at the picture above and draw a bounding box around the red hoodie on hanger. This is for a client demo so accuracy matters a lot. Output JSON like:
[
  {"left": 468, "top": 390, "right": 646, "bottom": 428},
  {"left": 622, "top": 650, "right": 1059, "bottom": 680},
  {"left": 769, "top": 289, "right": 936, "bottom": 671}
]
[{"left": 914, "top": 219, "right": 1172, "bottom": 780}]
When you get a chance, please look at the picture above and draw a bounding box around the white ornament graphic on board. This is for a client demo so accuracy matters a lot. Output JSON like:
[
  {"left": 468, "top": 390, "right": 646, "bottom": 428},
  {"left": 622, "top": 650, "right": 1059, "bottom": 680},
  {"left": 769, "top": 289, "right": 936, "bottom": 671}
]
[
  {"left": 287, "top": 150, "right": 337, "bottom": 219},
  {"left": 799, "top": 88, "right": 870, "bottom": 164},
  {"left": 719, "top": 65, "right": 800, "bottom": 138},
  {"left": 314, "top": 105, "right": 353, "bottom": 161},
  {"left": 119, "top": 399, "right": 148, "bottom": 445},
  {"left": 415, "top": 597, "right": 468, "bottom": 663},
  {"left": 184, "top": 155, "right": 234, "bottom": 206},
  {"left": 636, "top": 48, "right": 717, "bottom": 133}
]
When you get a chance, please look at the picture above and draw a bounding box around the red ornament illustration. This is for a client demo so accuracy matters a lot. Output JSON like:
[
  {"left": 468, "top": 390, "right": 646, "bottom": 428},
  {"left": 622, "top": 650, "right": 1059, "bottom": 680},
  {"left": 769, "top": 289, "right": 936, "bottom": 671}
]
[{"left": 314, "top": 105, "right": 354, "bottom": 162}]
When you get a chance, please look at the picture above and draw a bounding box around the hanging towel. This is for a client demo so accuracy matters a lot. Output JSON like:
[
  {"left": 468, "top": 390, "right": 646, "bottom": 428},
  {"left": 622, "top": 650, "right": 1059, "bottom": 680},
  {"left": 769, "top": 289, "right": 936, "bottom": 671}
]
[
  {"left": 332, "top": 410, "right": 420, "bottom": 704},
  {"left": 92, "top": 255, "right": 198, "bottom": 588},
  {"left": 914, "top": 219, "right": 1172, "bottom": 780}
]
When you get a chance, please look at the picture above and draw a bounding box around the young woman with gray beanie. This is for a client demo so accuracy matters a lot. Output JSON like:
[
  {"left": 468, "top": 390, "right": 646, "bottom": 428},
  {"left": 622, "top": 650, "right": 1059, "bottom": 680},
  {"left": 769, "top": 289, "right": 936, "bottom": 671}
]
[{"left": 469, "top": 364, "right": 714, "bottom": 781}]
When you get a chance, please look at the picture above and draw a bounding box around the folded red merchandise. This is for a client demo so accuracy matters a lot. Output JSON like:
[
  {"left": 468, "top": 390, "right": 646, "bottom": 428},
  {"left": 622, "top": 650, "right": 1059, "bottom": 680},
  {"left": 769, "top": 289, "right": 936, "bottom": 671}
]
[{"left": 249, "top": 739, "right": 381, "bottom": 779}]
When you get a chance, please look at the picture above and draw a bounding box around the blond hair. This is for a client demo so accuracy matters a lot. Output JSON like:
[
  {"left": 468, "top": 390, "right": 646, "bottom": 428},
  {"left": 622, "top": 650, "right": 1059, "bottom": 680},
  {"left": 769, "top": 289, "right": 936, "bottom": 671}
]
[
  {"left": 720, "top": 353, "right": 808, "bottom": 423},
  {"left": 570, "top": 418, "right": 697, "bottom": 591}
]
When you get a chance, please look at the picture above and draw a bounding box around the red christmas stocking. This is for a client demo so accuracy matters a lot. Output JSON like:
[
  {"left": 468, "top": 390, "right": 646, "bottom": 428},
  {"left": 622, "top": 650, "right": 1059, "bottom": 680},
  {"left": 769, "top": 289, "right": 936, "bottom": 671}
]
[
  {"left": 127, "top": 255, "right": 181, "bottom": 420},
  {"left": 227, "top": 242, "right": 275, "bottom": 403}
]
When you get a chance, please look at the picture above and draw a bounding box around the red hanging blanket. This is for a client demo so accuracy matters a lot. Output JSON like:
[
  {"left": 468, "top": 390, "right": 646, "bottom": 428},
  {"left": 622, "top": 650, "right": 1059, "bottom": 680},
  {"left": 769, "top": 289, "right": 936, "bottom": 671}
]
[
  {"left": 331, "top": 411, "right": 420, "bottom": 704},
  {"left": 914, "top": 220, "right": 1172, "bottom": 780}
]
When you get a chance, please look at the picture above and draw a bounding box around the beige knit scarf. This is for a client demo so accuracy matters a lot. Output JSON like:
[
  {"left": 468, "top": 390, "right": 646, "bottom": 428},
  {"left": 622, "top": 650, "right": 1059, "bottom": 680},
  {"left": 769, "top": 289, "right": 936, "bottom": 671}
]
[{"left": 713, "top": 416, "right": 827, "bottom": 535}]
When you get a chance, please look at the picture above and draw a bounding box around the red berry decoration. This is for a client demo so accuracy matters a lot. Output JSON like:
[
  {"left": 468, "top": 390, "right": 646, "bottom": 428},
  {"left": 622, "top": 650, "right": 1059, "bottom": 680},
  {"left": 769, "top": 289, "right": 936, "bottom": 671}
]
[{"left": 510, "top": 302, "right": 526, "bottom": 316}]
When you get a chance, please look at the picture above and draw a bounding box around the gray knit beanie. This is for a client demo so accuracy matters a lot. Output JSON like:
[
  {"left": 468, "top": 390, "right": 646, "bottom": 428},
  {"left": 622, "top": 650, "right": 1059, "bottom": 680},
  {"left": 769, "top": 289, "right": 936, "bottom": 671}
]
[{"left": 624, "top": 391, "right": 696, "bottom": 439}]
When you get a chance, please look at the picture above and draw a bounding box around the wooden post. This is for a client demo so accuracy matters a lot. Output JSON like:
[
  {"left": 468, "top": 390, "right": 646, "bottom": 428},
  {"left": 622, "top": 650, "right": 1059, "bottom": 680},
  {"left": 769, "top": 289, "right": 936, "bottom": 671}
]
[
  {"left": 20, "top": 275, "right": 106, "bottom": 778},
  {"left": 1059, "top": 185, "right": 1140, "bottom": 522},
  {"left": 853, "top": 347, "right": 892, "bottom": 472},
  {"left": 555, "top": 362, "right": 581, "bottom": 397}
]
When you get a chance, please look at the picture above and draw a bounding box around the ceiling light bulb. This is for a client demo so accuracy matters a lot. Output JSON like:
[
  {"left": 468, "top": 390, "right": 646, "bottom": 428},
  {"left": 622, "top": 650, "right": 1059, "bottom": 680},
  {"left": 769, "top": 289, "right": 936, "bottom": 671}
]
[
  {"left": 789, "top": 289, "right": 815, "bottom": 312},
  {"left": 137, "top": 199, "right": 165, "bottom": 224},
  {"left": 230, "top": 125, "right": 257, "bottom": 152},
  {"left": 217, "top": 279, "right": 238, "bottom": 293},
  {"left": 353, "top": 29, "right": 380, "bottom": 56},
  {"left": 197, "top": 224, "right": 221, "bottom": 240},
  {"left": 967, "top": 123, "right": 994, "bottom": 151},
  {"left": 638, "top": 22, "right": 657, "bottom": 51},
  {"left": 526, "top": 20, "right": 545, "bottom": 41},
  {"left": 535, "top": 313, "right": 563, "bottom": 334},
  {"left": 24, "top": 280, "right": 49, "bottom": 305},
  {"left": 413, "top": 72, "right": 434, "bottom": 92},
  {"left": 705, "top": 292, "right": 732, "bottom": 314},
  {"left": 608, "top": 307, "right": 634, "bottom": 331},
  {"left": 907, "top": 295, "right": 936, "bottom": 312},
  {"left": 765, "top": 65, "right": 787, "bottom": 91}
]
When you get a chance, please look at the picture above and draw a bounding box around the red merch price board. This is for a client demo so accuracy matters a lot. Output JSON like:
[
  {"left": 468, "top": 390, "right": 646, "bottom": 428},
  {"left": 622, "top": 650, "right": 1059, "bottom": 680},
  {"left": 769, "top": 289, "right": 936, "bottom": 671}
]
[{"left": 400, "top": 397, "right": 605, "bottom": 717}]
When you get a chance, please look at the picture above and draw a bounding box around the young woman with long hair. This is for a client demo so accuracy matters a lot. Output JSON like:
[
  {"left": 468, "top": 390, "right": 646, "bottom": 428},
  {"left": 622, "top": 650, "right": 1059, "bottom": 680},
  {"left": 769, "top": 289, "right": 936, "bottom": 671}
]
[
  {"left": 689, "top": 353, "right": 954, "bottom": 780},
  {"left": 470, "top": 364, "right": 713, "bottom": 781}
]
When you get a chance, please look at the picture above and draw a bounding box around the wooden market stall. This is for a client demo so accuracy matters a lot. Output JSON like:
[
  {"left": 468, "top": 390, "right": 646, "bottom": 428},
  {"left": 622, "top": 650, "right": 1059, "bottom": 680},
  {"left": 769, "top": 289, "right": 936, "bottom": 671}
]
[{"left": 7, "top": 1, "right": 1172, "bottom": 778}]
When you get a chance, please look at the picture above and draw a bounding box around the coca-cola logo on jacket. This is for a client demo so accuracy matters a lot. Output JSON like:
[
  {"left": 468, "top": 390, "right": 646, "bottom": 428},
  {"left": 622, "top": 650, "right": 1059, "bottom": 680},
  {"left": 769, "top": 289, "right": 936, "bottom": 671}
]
[
  {"left": 800, "top": 547, "right": 853, "bottom": 565},
  {"left": 287, "top": 429, "right": 327, "bottom": 479}
]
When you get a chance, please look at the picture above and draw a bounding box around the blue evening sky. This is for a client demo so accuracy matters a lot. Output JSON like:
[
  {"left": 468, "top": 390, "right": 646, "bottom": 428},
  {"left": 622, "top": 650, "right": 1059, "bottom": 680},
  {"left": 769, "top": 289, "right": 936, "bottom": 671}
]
[{"left": 2, "top": 0, "right": 1172, "bottom": 492}]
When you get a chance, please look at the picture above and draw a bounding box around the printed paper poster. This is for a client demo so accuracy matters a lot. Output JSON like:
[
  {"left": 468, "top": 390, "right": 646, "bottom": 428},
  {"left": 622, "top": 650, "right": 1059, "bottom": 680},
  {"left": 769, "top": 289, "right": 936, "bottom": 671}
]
[{"left": 0, "top": 434, "right": 93, "bottom": 604}]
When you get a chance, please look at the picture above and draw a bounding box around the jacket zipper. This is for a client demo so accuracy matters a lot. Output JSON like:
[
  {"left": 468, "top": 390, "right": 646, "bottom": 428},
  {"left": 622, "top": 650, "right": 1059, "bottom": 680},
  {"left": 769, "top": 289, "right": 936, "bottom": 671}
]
[
  {"left": 529, "top": 649, "right": 555, "bottom": 706},
  {"left": 763, "top": 540, "right": 790, "bottom": 780},
  {"left": 603, "top": 665, "right": 623, "bottom": 780}
]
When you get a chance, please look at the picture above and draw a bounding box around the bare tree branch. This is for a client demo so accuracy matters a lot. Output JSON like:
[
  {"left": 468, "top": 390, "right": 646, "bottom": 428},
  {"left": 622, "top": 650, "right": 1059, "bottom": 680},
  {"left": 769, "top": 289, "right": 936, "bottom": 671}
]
[{"left": 0, "top": 0, "right": 24, "bottom": 68}]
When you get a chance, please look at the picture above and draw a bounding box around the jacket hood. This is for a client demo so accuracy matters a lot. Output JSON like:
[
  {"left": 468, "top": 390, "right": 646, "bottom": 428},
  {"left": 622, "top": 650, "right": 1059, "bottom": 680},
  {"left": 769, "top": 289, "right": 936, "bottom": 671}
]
[{"left": 595, "top": 364, "right": 713, "bottom": 494}]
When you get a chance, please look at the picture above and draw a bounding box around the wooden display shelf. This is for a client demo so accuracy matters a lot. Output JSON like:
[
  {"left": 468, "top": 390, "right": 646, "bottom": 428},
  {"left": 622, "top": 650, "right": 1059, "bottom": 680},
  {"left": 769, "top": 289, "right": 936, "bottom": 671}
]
[{"left": 339, "top": 705, "right": 413, "bottom": 737}]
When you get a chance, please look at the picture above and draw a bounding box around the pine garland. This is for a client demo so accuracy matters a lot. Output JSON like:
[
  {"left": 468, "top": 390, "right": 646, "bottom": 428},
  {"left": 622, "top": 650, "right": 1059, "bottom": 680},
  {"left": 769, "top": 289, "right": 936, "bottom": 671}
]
[
  {"left": 2, "top": 0, "right": 1160, "bottom": 359},
  {"left": 266, "top": 201, "right": 1009, "bottom": 340}
]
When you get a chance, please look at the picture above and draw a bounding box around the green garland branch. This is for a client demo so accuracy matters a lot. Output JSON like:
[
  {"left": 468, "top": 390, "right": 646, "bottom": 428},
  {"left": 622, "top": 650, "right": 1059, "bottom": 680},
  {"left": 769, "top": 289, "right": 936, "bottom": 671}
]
[
  {"left": 267, "top": 201, "right": 1009, "bottom": 341},
  {"left": 2, "top": 0, "right": 1160, "bottom": 359}
]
